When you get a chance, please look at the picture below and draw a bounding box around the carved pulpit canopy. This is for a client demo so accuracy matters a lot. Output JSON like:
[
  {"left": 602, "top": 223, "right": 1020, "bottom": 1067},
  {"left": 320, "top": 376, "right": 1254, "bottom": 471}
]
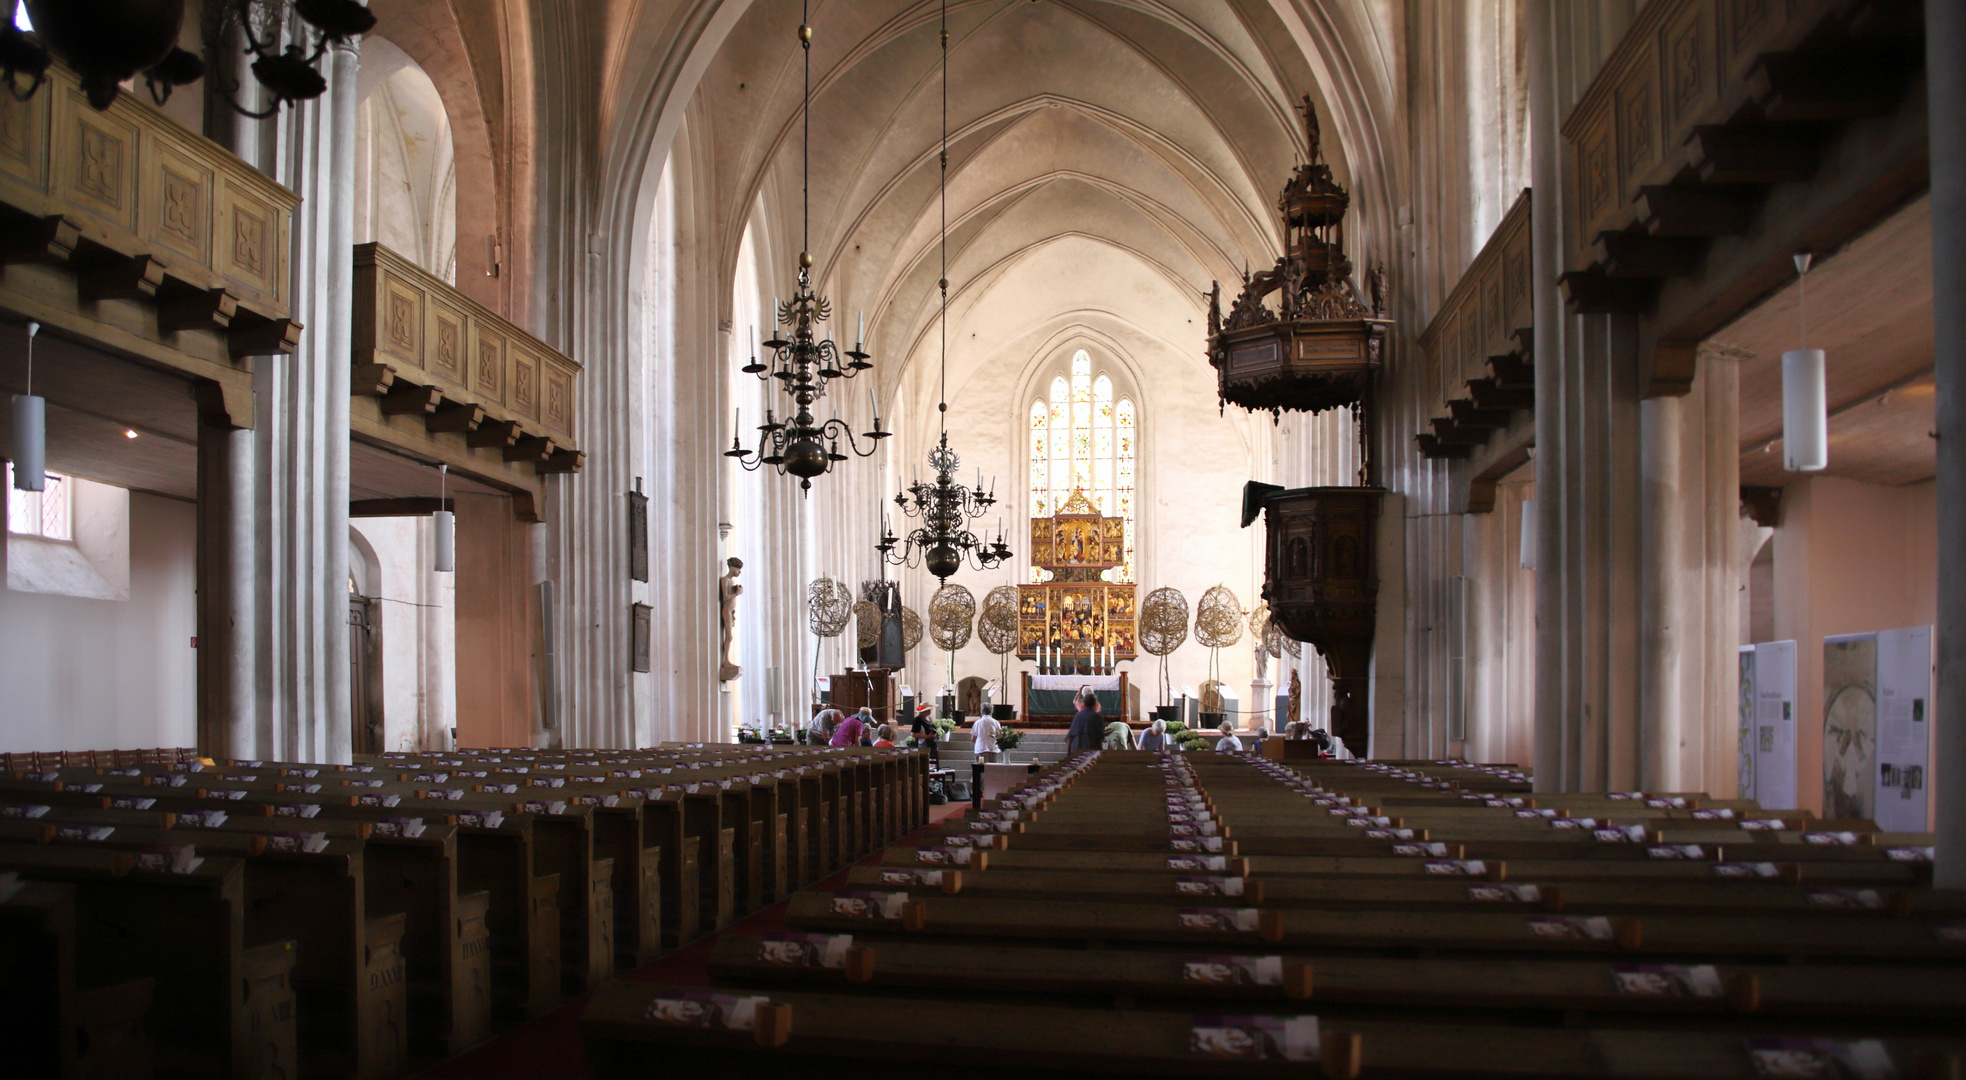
[{"left": 1208, "top": 96, "right": 1391, "bottom": 417}]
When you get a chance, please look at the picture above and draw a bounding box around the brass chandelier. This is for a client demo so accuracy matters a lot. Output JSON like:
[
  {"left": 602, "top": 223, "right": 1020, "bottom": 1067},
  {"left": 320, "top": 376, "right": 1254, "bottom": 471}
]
[
  {"left": 725, "top": 0, "right": 886, "bottom": 493},
  {"left": 2, "top": 0, "right": 374, "bottom": 114},
  {"left": 876, "top": 0, "right": 1010, "bottom": 582}
]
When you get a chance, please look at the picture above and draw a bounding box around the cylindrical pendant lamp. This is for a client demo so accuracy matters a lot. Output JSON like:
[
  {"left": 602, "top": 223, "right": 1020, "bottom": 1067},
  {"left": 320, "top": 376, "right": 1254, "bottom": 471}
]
[
  {"left": 1781, "top": 253, "right": 1828, "bottom": 472},
  {"left": 1782, "top": 348, "right": 1828, "bottom": 472},
  {"left": 1518, "top": 498, "right": 1536, "bottom": 570},
  {"left": 11, "top": 321, "right": 43, "bottom": 491},
  {"left": 433, "top": 463, "right": 455, "bottom": 572}
]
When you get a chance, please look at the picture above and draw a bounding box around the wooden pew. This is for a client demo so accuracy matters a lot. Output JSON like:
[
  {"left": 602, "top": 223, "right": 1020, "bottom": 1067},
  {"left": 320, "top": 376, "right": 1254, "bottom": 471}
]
[
  {"left": 0, "top": 844, "right": 298, "bottom": 1080},
  {"left": 583, "top": 978, "right": 1966, "bottom": 1079}
]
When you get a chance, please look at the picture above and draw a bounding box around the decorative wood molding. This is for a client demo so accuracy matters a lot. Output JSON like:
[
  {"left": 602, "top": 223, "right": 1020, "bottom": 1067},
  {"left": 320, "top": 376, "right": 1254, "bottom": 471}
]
[
  {"left": 351, "top": 241, "right": 584, "bottom": 518},
  {"left": 352, "top": 242, "right": 580, "bottom": 454},
  {"left": 0, "top": 59, "right": 300, "bottom": 428},
  {"left": 1415, "top": 190, "right": 1535, "bottom": 467}
]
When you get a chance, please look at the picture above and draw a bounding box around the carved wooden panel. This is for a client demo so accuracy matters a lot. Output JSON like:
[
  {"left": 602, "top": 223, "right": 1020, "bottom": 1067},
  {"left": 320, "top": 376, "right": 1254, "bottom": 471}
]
[
  {"left": 380, "top": 273, "right": 424, "bottom": 367},
  {"left": 1662, "top": 1, "right": 1717, "bottom": 133},
  {"left": 544, "top": 366, "right": 573, "bottom": 436},
  {"left": 150, "top": 147, "right": 213, "bottom": 269},
  {"left": 472, "top": 328, "right": 504, "bottom": 405},
  {"left": 1572, "top": 101, "right": 1617, "bottom": 262},
  {"left": 214, "top": 184, "right": 286, "bottom": 305},
  {"left": 1615, "top": 58, "right": 1660, "bottom": 201},
  {"left": 0, "top": 80, "right": 49, "bottom": 200},
  {"left": 59, "top": 93, "right": 138, "bottom": 237},
  {"left": 509, "top": 347, "right": 540, "bottom": 420},
  {"left": 430, "top": 306, "right": 464, "bottom": 382}
]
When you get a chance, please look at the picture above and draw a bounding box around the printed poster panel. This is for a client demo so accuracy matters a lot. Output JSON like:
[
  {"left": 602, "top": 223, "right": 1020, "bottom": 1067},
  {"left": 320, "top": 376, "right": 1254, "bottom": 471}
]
[
  {"left": 1753, "top": 641, "right": 1798, "bottom": 811},
  {"left": 1737, "top": 646, "right": 1756, "bottom": 802},
  {"left": 1822, "top": 634, "right": 1877, "bottom": 821},
  {"left": 1873, "top": 626, "right": 1932, "bottom": 833}
]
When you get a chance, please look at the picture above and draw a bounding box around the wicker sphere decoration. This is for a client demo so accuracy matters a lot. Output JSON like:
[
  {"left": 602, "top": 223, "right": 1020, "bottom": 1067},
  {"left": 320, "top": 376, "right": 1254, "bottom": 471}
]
[
  {"left": 902, "top": 606, "right": 924, "bottom": 653},
  {"left": 1249, "top": 602, "right": 1302, "bottom": 661},
  {"left": 808, "top": 577, "right": 852, "bottom": 638},
  {"left": 1138, "top": 587, "right": 1190, "bottom": 657},
  {"left": 1195, "top": 584, "right": 1244, "bottom": 648},
  {"left": 928, "top": 584, "right": 976, "bottom": 652},
  {"left": 854, "top": 600, "right": 880, "bottom": 649},
  {"left": 978, "top": 585, "right": 1020, "bottom": 655}
]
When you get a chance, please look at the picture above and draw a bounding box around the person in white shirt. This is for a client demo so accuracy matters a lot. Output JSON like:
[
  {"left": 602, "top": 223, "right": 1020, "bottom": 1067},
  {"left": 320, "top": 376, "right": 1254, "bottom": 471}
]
[
  {"left": 971, "top": 712, "right": 1003, "bottom": 762},
  {"left": 1213, "top": 720, "right": 1243, "bottom": 753},
  {"left": 805, "top": 709, "right": 838, "bottom": 745}
]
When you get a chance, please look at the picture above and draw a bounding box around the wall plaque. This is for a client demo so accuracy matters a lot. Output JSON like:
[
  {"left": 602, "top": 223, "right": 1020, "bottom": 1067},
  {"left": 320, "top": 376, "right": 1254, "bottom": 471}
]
[{"left": 631, "top": 603, "right": 652, "bottom": 673}]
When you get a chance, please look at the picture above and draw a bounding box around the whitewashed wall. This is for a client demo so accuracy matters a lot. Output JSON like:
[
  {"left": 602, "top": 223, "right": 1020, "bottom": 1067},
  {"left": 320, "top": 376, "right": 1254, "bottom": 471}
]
[{"left": 0, "top": 493, "right": 197, "bottom": 751}]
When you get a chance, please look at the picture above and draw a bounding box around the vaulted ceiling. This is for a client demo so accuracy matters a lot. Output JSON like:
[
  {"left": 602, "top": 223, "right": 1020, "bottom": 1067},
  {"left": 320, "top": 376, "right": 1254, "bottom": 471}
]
[{"left": 680, "top": 1, "right": 1377, "bottom": 405}]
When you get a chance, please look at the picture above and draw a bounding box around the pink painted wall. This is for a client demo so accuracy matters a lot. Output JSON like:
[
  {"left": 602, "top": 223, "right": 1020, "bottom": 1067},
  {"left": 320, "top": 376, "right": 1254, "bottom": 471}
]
[{"left": 1769, "top": 476, "right": 1936, "bottom": 815}]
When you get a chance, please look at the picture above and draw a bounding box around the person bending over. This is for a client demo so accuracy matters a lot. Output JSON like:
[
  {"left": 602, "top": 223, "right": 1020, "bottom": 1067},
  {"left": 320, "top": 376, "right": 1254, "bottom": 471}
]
[{"left": 830, "top": 710, "right": 865, "bottom": 747}]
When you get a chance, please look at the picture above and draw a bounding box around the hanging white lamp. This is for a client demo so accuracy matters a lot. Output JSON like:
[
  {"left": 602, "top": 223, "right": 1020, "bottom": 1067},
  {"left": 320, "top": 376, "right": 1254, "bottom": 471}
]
[
  {"left": 1781, "top": 253, "right": 1828, "bottom": 473},
  {"left": 1518, "top": 498, "right": 1536, "bottom": 571},
  {"left": 433, "top": 463, "right": 455, "bottom": 572},
  {"left": 11, "top": 320, "right": 43, "bottom": 491}
]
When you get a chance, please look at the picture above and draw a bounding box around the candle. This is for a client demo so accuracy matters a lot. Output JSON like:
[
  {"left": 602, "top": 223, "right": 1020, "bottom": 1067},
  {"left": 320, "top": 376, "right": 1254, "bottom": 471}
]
[
  {"left": 772, "top": 298, "right": 780, "bottom": 331},
  {"left": 869, "top": 387, "right": 880, "bottom": 428},
  {"left": 857, "top": 309, "right": 865, "bottom": 349}
]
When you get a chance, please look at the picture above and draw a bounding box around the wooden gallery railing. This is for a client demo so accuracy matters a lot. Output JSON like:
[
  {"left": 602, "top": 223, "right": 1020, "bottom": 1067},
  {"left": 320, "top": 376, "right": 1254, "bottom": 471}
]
[
  {"left": 350, "top": 243, "right": 582, "bottom": 518},
  {"left": 1414, "top": 190, "right": 1533, "bottom": 486},
  {"left": 0, "top": 59, "right": 299, "bottom": 424},
  {"left": 1557, "top": 0, "right": 1927, "bottom": 394}
]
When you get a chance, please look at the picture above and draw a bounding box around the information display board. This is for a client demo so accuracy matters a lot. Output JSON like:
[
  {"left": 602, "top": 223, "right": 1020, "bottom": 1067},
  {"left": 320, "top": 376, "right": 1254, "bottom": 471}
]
[
  {"left": 1822, "top": 634, "right": 1879, "bottom": 821},
  {"left": 1873, "top": 626, "right": 1932, "bottom": 833},
  {"left": 1738, "top": 641, "right": 1798, "bottom": 810}
]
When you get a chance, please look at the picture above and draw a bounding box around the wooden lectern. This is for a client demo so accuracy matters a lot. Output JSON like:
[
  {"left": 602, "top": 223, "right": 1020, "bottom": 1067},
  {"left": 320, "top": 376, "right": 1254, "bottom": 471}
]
[{"left": 827, "top": 670, "right": 900, "bottom": 725}]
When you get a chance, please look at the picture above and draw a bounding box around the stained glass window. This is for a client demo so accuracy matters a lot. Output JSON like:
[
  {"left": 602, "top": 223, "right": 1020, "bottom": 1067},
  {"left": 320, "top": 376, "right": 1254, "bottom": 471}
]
[{"left": 1029, "top": 349, "right": 1136, "bottom": 583}]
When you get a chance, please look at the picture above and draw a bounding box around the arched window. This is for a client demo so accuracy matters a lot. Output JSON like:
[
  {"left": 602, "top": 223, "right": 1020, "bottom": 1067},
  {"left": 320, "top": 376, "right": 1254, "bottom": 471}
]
[{"left": 1028, "top": 349, "right": 1135, "bottom": 582}]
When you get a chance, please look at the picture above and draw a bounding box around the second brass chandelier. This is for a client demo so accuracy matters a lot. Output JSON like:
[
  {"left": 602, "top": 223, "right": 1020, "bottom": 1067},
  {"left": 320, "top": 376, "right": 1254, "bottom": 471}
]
[
  {"left": 726, "top": 1, "right": 887, "bottom": 492},
  {"left": 877, "top": 0, "right": 1011, "bottom": 582}
]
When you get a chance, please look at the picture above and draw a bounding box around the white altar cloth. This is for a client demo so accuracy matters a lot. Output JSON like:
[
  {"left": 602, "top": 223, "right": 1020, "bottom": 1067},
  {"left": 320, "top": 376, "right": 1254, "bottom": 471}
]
[{"left": 1029, "top": 674, "right": 1121, "bottom": 693}]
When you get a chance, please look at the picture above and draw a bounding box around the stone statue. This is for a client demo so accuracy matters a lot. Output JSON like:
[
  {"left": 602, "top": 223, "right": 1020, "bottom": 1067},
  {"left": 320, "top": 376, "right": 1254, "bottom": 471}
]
[
  {"left": 1253, "top": 630, "right": 1271, "bottom": 686},
  {"left": 1301, "top": 93, "right": 1321, "bottom": 164},
  {"left": 718, "top": 557, "right": 744, "bottom": 682}
]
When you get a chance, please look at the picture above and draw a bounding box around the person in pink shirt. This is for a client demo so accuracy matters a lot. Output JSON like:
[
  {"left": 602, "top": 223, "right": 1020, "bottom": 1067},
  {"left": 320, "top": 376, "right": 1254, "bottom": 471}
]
[{"left": 830, "top": 710, "right": 868, "bottom": 747}]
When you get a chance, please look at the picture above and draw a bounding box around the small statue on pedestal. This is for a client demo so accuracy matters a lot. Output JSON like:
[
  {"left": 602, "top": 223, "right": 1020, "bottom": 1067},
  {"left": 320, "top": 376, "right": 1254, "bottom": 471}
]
[{"left": 718, "top": 557, "right": 744, "bottom": 683}]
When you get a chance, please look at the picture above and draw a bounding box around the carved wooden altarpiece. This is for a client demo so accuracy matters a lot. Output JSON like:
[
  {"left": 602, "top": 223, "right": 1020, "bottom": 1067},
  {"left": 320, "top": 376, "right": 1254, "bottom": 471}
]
[{"left": 1017, "top": 491, "right": 1136, "bottom": 664}]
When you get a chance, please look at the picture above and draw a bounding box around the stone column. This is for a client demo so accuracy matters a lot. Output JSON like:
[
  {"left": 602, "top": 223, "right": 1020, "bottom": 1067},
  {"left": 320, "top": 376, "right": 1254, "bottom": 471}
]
[
  {"left": 195, "top": 407, "right": 256, "bottom": 759},
  {"left": 1928, "top": 0, "right": 1966, "bottom": 889},
  {"left": 1638, "top": 396, "right": 1685, "bottom": 792},
  {"left": 1525, "top": 0, "right": 1564, "bottom": 793}
]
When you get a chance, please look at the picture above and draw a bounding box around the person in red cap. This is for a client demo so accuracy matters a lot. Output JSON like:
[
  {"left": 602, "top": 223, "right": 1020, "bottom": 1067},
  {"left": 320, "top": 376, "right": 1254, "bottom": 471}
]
[{"left": 909, "top": 704, "right": 940, "bottom": 765}]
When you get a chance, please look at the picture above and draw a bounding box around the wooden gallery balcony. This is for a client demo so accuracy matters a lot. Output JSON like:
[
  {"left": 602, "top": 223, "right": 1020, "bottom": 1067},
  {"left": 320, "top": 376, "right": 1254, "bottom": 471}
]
[
  {"left": 0, "top": 59, "right": 298, "bottom": 427},
  {"left": 1415, "top": 190, "right": 1534, "bottom": 511},
  {"left": 350, "top": 243, "right": 582, "bottom": 520}
]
